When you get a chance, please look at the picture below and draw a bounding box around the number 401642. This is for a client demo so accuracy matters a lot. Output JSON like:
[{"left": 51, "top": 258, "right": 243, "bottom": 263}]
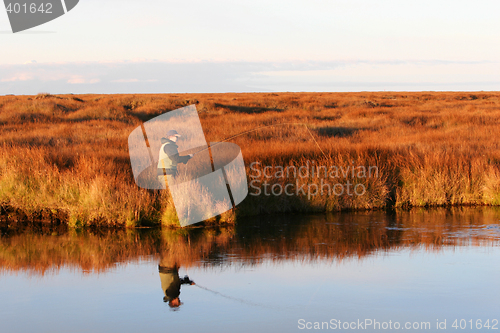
[
  {"left": 5, "top": 3, "right": 53, "bottom": 14},
  {"left": 452, "top": 319, "right": 498, "bottom": 330}
]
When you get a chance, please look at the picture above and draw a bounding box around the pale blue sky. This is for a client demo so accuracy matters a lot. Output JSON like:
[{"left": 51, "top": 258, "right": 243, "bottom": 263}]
[{"left": 1, "top": 0, "right": 499, "bottom": 94}]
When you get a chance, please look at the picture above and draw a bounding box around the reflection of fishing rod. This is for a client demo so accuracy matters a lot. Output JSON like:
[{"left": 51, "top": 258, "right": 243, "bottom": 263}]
[
  {"left": 190, "top": 122, "right": 327, "bottom": 158},
  {"left": 194, "top": 284, "right": 274, "bottom": 309}
]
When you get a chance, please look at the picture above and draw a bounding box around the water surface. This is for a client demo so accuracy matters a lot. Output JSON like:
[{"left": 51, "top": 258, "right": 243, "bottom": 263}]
[{"left": 1, "top": 208, "right": 499, "bottom": 332}]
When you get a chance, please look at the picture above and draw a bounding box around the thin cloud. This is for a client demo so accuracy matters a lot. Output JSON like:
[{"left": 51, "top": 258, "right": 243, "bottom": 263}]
[
  {"left": 111, "top": 79, "right": 140, "bottom": 83},
  {"left": 67, "top": 76, "right": 101, "bottom": 84},
  {"left": 0, "top": 60, "right": 498, "bottom": 95},
  {"left": 1, "top": 73, "right": 34, "bottom": 82}
]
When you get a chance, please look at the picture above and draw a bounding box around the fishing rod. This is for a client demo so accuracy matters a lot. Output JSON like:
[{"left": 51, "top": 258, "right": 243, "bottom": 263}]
[{"left": 190, "top": 122, "right": 328, "bottom": 159}]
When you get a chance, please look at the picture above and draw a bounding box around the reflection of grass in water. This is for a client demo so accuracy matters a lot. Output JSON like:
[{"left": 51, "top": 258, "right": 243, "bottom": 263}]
[
  {"left": 1, "top": 208, "right": 500, "bottom": 275},
  {"left": 0, "top": 228, "right": 161, "bottom": 275},
  {"left": 1, "top": 92, "right": 500, "bottom": 226}
]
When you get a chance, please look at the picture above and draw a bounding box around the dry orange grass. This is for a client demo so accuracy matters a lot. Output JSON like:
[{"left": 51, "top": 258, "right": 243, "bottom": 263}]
[{"left": 1, "top": 92, "right": 500, "bottom": 226}]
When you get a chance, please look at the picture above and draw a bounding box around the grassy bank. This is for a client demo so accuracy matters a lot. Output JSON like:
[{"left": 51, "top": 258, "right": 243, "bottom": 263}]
[{"left": 1, "top": 92, "right": 500, "bottom": 227}]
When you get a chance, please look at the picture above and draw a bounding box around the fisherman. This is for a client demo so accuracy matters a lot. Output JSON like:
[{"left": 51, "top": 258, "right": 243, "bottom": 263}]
[
  {"left": 159, "top": 264, "right": 195, "bottom": 308},
  {"left": 157, "top": 129, "right": 193, "bottom": 184}
]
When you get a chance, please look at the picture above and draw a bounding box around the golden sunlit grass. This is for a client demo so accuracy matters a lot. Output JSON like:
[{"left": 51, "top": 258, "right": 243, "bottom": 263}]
[{"left": 1, "top": 92, "right": 500, "bottom": 227}]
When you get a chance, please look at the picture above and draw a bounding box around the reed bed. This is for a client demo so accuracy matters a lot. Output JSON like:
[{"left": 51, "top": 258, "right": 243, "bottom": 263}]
[{"left": 0, "top": 92, "right": 499, "bottom": 227}]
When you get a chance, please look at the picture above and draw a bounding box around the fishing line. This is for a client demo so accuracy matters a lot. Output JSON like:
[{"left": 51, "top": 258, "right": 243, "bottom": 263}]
[
  {"left": 194, "top": 283, "right": 274, "bottom": 309},
  {"left": 192, "top": 122, "right": 328, "bottom": 159}
]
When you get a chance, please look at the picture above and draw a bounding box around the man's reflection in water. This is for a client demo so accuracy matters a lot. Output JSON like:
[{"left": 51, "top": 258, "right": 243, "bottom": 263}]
[{"left": 159, "top": 262, "right": 195, "bottom": 308}]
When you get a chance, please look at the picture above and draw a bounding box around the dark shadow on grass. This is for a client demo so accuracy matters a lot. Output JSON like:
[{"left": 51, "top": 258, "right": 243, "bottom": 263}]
[
  {"left": 314, "top": 126, "right": 361, "bottom": 138},
  {"left": 214, "top": 103, "right": 284, "bottom": 114},
  {"left": 127, "top": 110, "right": 165, "bottom": 122}
]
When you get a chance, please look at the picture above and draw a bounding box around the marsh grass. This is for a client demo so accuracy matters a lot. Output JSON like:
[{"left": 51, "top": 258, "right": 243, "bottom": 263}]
[{"left": 1, "top": 92, "right": 500, "bottom": 227}]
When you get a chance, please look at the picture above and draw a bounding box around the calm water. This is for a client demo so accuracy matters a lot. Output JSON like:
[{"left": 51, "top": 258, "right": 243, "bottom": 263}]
[{"left": 1, "top": 208, "right": 500, "bottom": 333}]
